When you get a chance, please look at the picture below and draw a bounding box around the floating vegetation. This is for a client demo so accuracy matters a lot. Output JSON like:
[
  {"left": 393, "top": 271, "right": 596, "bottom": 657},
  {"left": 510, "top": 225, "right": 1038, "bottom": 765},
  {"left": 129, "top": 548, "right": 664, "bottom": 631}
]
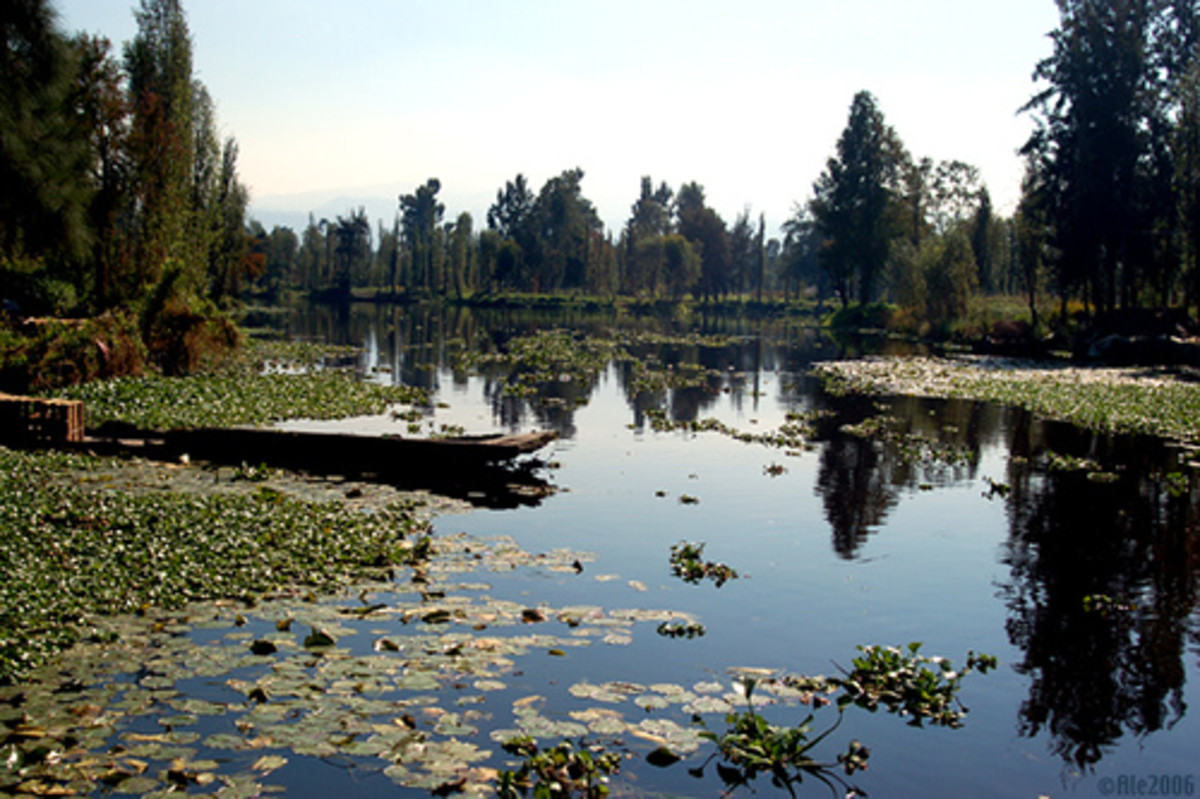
[
  {"left": 644, "top": 408, "right": 825, "bottom": 452},
  {"left": 455, "top": 330, "right": 626, "bottom": 408},
  {"left": 840, "top": 413, "right": 978, "bottom": 469},
  {"left": 982, "top": 476, "right": 1011, "bottom": 499},
  {"left": 832, "top": 642, "right": 999, "bottom": 728},
  {"left": 685, "top": 646, "right": 995, "bottom": 794},
  {"left": 0, "top": 446, "right": 429, "bottom": 681},
  {"left": 53, "top": 368, "right": 429, "bottom": 430},
  {"left": 1045, "top": 450, "right": 1103, "bottom": 472},
  {"left": 1082, "top": 593, "right": 1139, "bottom": 616},
  {"left": 497, "top": 739, "right": 622, "bottom": 798},
  {"left": 693, "top": 676, "right": 864, "bottom": 796},
  {"left": 656, "top": 621, "right": 707, "bottom": 639},
  {"left": 815, "top": 355, "right": 1200, "bottom": 443},
  {"left": 0, "top": 505, "right": 991, "bottom": 799},
  {"left": 41, "top": 336, "right": 429, "bottom": 431},
  {"left": 669, "top": 542, "right": 740, "bottom": 587}
]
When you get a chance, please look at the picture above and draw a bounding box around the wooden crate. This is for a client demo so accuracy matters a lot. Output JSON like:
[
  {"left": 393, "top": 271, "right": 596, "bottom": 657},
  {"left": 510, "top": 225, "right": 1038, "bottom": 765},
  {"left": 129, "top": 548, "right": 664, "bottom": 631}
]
[{"left": 0, "top": 392, "right": 85, "bottom": 444}]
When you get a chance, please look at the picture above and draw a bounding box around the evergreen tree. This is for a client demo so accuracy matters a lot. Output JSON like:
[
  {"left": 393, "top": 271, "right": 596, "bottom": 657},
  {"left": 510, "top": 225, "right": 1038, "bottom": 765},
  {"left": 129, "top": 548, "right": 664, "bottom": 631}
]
[
  {"left": 0, "top": 0, "right": 94, "bottom": 304},
  {"left": 530, "top": 168, "right": 601, "bottom": 291},
  {"left": 810, "top": 90, "right": 906, "bottom": 306},
  {"left": 728, "top": 209, "right": 756, "bottom": 297},
  {"left": 676, "top": 181, "right": 731, "bottom": 300},
  {"left": 1020, "top": 0, "right": 1190, "bottom": 312},
  {"left": 124, "top": 0, "right": 197, "bottom": 294}
]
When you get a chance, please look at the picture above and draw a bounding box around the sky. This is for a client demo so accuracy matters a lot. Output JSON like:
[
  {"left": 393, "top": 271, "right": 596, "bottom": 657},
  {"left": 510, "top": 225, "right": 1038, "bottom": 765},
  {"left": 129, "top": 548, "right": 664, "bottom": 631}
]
[{"left": 54, "top": 0, "right": 1062, "bottom": 236}]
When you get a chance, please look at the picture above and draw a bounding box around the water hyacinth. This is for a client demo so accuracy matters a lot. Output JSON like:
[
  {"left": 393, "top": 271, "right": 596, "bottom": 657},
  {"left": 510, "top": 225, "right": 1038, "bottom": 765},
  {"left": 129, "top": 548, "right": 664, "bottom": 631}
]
[{"left": 814, "top": 355, "right": 1200, "bottom": 443}]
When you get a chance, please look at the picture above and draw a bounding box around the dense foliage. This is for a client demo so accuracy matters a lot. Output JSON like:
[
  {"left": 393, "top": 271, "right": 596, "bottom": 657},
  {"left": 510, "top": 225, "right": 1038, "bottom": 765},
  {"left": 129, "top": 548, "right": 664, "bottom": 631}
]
[
  {"left": 1, "top": 0, "right": 251, "bottom": 379},
  {"left": 8, "top": 0, "right": 1200, "bottom": 358}
]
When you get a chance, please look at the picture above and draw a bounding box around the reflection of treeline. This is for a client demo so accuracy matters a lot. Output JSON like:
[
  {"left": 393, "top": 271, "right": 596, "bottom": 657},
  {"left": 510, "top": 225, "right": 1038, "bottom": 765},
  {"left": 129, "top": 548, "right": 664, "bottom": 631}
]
[
  {"left": 812, "top": 395, "right": 996, "bottom": 558},
  {"left": 999, "top": 418, "right": 1199, "bottom": 767},
  {"left": 2, "top": 1, "right": 252, "bottom": 375}
]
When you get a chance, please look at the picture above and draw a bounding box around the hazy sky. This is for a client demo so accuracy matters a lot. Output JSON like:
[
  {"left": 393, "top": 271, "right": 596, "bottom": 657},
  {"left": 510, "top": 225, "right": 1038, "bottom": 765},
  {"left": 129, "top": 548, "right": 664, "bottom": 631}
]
[{"left": 55, "top": 0, "right": 1061, "bottom": 234}]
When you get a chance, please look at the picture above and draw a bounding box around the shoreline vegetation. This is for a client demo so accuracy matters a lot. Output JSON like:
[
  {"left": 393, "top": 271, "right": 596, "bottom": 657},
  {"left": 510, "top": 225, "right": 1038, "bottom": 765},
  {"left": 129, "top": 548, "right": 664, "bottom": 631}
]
[{"left": 814, "top": 354, "right": 1200, "bottom": 445}]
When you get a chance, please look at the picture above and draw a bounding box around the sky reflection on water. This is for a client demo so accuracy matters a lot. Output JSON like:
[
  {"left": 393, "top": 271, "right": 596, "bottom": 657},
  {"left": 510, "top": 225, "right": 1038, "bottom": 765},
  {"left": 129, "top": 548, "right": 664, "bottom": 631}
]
[{"left": 271, "top": 303, "right": 1200, "bottom": 797}]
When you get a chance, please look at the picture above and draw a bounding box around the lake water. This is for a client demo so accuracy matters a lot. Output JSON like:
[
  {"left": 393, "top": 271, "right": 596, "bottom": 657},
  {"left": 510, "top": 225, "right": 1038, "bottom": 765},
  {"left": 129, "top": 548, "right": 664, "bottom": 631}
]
[
  {"left": 253, "top": 302, "right": 1200, "bottom": 798},
  {"left": 12, "top": 302, "right": 1196, "bottom": 798}
]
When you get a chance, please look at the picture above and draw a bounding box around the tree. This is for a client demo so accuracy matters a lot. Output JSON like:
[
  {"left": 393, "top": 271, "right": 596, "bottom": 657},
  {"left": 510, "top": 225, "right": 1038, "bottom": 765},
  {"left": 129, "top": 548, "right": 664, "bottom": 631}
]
[
  {"left": 780, "top": 206, "right": 823, "bottom": 301},
  {"left": 1177, "top": 47, "right": 1200, "bottom": 313},
  {"left": 755, "top": 213, "right": 767, "bottom": 301},
  {"left": 971, "top": 186, "right": 996, "bottom": 292},
  {"left": 374, "top": 218, "right": 400, "bottom": 293},
  {"left": 332, "top": 208, "right": 370, "bottom": 296},
  {"left": 72, "top": 33, "right": 133, "bottom": 309},
  {"left": 206, "top": 139, "right": 252, "bottom": 302},
  {"left": 0, "top": 0, "right": 94, "bottom": 308},
  {"left": 627, "top": 176, "right": 673, "bottom": 240},
  {"left": 661, "top": 234, "right": 700, "bottom": 299},
  {"left": 1016, "top": 159, "right": 1051, "bottom": 329},
  {"left": 124, "top": 0, "right": 197, "bottom": 294},
  {"left": 1020, "top": 0, "right": 1180, "bottom": 313},
  {"left": 729, "top": 209, "right": 756, "bottom": 297},
  {"left": 623, "top": 176, "right": 674, "bottom": 293},
  {"left": 448, "top": 211, "right": 475, "bottom": 298},
  {"left": 810, "top": 90, "right": 906, "bottom": 306},
  {"left": 296, "top": 215, "right": 324, "bottom": 292},
  {"left": 399, "top": 178, "right": 444, "bottom": 295},
  {"left": 929, "top": 160, "right": 983, "bottom": 236},
  {"left": 530, "top": 168, "right": 602, "bottom": 291},
  {"left": 676, "top": 181, "right": 730, "bottom": 300},
  {"left": 261, "top": 224, "right": 297, "bottom": 295},
  {"left": 924, "top": 228, "right": 979, "bottom": 327}
]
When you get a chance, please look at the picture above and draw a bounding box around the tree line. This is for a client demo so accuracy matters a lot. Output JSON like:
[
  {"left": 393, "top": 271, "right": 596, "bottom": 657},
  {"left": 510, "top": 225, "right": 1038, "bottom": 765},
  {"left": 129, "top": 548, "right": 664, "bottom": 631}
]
[
  {"left": 254, "top": 0, "right": 1200, "bottom": 331},
  {"left": 6, "top": 0, "right": 1200, "bottom": 356},
  {"left": 2, "top": 0, "right": 253, "bottom": 370}
]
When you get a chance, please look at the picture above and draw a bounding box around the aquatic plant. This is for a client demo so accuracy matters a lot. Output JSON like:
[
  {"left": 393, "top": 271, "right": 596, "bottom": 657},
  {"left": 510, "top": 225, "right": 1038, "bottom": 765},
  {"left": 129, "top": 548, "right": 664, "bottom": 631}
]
[
  {"left": 0, "top": 446, "right": 429, "bottom": 681},
  {"left": 815, "top": 356, "right": 1200, "bottom": 443},
  {"left": 53, "top": 369, "right": 428, "bottom": 430},
  {"left": 644, "top": 408, "right": 824, "bottom": 451},
  {"left": 497, "top": 739, "right": 622, "bottom": 798},
  {"left": 693, "top": 677, "right": 863, "bottom": 798},
  {"left": 831, "top": 642, "right": 998, "bottom": 728},
  {"left": 669, "top": 541, "right": 739, "bottom": 587},
  {"left": 689, "top": 645, "right": 996, "bottom": 795}
]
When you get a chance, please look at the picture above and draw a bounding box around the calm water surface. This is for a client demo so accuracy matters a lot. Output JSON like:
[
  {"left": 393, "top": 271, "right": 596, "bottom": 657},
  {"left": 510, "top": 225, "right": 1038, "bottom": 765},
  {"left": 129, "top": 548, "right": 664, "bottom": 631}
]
[{"left": 256, "top": 303, "right": 1200, "bottom": 797}]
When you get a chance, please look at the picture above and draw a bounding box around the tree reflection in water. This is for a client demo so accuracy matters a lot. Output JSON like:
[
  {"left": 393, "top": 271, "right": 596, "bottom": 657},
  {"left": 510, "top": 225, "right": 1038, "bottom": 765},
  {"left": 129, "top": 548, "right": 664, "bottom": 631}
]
[
  {"left": 999, "top": 414, "right": 1198, "bottom": 767},
  {"left": 278, "top": 301, "right": 1200, "bottom": 773}
]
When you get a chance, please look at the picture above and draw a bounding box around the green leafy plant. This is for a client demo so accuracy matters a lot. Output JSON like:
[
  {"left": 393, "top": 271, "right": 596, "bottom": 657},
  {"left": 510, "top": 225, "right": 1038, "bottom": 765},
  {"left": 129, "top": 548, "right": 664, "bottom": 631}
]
[
  {"left": 692, "top": 677, "right": 864, "bottom": 798},
  {"left": 832, "top": 642, "right": 998, "bottom": 728},
  {"left": 497, "top": 739, "right": 621, "bottom": 798},
  {"left": 688, "top": 645, "right": 997, "bottom": 796},
  {"left": 669, "top": 541, "right": 739, "bottom": 587}
]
